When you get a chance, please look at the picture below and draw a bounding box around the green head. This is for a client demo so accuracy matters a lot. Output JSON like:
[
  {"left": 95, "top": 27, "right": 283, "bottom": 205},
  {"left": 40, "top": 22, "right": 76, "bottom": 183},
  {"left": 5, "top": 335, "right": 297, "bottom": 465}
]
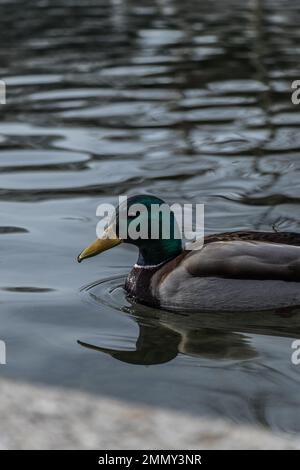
[{"left": 78, "top": 195, "right": 182, "bottom": 266}]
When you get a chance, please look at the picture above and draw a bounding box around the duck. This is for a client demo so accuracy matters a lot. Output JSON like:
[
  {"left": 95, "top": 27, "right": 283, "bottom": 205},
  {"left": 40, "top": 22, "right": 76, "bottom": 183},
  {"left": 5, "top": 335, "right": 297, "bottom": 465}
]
[{"left": 78, "top": 195, "right": 300, "bottom": 312}]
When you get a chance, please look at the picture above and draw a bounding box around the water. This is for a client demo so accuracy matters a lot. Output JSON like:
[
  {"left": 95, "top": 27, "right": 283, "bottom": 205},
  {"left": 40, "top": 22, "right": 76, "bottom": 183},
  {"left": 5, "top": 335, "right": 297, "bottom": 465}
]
[{"left": 1, "top": 0, "right": 300, "bottom": 434}]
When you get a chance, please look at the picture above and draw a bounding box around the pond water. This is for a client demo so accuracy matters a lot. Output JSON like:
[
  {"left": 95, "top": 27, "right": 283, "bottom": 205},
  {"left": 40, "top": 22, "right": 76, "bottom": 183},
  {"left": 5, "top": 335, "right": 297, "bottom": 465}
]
[{"left": 1, "top": 0, "right": 300, "bottom": 434}]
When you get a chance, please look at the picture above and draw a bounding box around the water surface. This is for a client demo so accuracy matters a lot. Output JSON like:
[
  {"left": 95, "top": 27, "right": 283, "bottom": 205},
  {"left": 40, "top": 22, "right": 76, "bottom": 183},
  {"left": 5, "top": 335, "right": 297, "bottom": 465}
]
[{"left": 1, "top": 0, "right": 300, "bottom": 434}]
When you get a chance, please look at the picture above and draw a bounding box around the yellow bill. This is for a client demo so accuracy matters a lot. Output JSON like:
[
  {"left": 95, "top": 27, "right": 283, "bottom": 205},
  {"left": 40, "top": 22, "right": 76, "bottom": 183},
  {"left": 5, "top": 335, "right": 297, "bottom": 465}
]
[{"left": 77, "top": 224, "right": 122, "bottom": 263}]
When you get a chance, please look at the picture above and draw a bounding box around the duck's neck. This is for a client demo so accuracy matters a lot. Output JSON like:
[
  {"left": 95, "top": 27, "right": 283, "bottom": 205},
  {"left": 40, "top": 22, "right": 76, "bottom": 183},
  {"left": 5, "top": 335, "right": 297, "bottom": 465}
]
[{"left": 136, "top": 239, "right": 182, "bottom": 267}]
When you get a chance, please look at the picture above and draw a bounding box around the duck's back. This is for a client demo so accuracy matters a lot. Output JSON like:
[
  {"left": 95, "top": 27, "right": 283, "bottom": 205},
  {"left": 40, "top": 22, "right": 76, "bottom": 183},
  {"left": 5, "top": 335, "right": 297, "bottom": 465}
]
[{"left": 151, "top": 231, "right": 300, "bottom": 312}]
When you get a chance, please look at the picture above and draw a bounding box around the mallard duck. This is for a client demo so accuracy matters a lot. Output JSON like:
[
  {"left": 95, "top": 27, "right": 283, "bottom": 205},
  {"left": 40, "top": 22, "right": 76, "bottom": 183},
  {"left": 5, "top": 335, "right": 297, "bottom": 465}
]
[{"left": 78, "top": 195, "right": 300, "bottom": 312}]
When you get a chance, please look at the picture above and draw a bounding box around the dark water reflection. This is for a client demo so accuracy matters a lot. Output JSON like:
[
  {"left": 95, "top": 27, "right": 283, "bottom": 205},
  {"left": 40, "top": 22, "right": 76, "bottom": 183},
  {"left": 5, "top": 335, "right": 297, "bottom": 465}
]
[{"left": 1, "top": 0, "right": 300, "bottom": 433}]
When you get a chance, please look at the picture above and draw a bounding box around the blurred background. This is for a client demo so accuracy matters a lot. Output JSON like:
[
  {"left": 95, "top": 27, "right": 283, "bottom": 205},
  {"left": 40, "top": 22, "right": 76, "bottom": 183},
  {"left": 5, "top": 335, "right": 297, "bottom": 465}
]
[{"left": 0, "top": 0, "right": 300, "bottom": 449}]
